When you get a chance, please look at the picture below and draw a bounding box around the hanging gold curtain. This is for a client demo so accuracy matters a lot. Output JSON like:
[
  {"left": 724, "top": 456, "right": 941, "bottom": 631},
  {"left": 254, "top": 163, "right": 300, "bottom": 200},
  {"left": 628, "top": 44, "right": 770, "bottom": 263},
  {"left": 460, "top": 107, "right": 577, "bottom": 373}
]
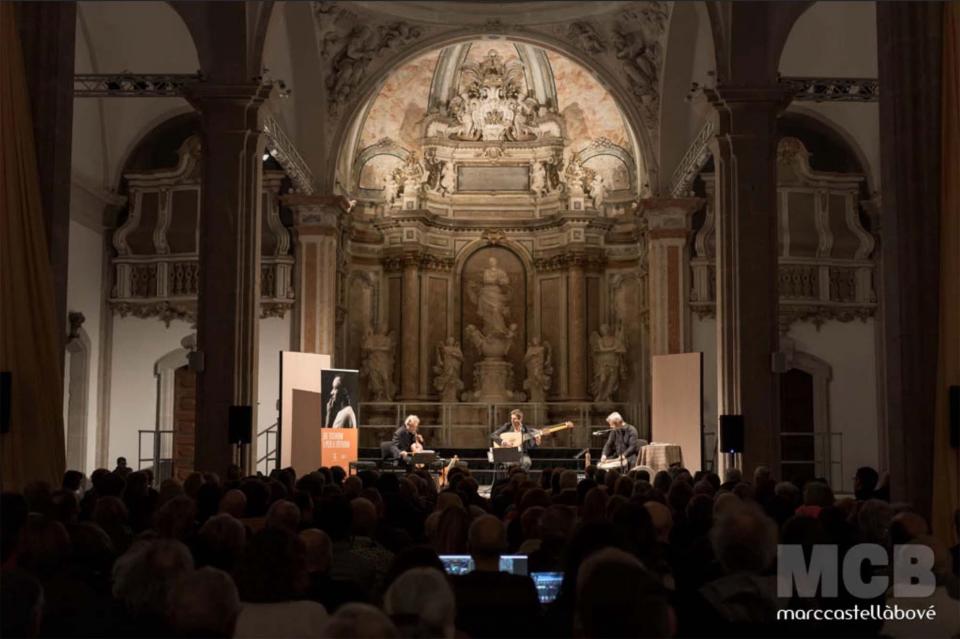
[
  {"left": 932, "top": 2, "right": 960, "bottom": 546},
  {"left": 0, "top": 2, "right": 66, "bottom": 489}
]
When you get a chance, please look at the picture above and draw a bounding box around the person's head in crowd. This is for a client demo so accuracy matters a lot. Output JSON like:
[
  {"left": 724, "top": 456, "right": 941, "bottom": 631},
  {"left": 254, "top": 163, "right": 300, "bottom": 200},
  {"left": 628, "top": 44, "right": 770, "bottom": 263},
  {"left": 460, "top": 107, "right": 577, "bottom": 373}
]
[
  {"left": 854, "top": 466, "right": 880, "bottom": 501},
  {"left": 435, "top": 504, "right": 471, "bottom": 554},
  {"left": 267, "top": 478, "right": 288, "bottom": 504},
  {"left": 343, "top": 476, "right": 363, "bottom": 500},
  {"left": 1, "top": 570, "right": 43, "bottom": 638},
  {"left": 49, "top": 489, "right": 80, "bottom": 524},
  {"left": 93, "top": 496, "right": 129, "bottom": 532},
  {"left": 753, "top": 466, "right": 772, "bottom": 485},
  {"left": 219, "top": 489, "right": 247, "bottom": 519},
  {"left": 710, "top": 502, "right": 778, "bottom": 575},
  {"left": 296, "top": 472, "right": 326, "bottom": 498},
  {"left": 266, "top": 499, "right": 301, "bottom": 534},
  {"left": 68, "top": 522, "right": 115, "bottom": 575},
  {"left": 196, "top": 514, "right": 246, "bottom": 572},
  {"left": 645, "top": 501, "right": 673, "bottom": 544},
  {"left": 614, "top": 475, "right": 634, "bottom": 498},
  {"left": 194, "top": 481, "right": 220, "bottom": 524},
  {"left": 693, "top": 479, "right": 715, "bottom": 497},
  {"left": 732, "top": 482, "right": 755, "bottom": 502},
  {"left": 667, "top": 479, "right": 693, "bottom": 516},
  {"left": 158, "top": 478, "right": 184, "bottom": 505},
  {"left": 167, "top": 567, "right": 240, "bottom": 638},
  {"left": 520, "top": 506, "right": 544, "bottom": 542},
  {"left": 320, "top": 602, "right": 399, "bottom": 639},
  {"left": 350, "top": 498, "right": 378, "bottom": 538},
  {"left": 182, "top": 472, "right": 204, "bottom": 500},
  {"left": 123, "top": 471, "right": 150, "bottom": 502},
  {"left": 239, "top": 479, "right": 271, "bottom": 517},
  {"left": 686, "top": 494, "right": 714, "bottom": 535},
  {"left": 468, "top": 515, "right": 507, "bottom": 571},
  {"left": 857, "top": 499, "right": 894, "bottom": 545},
  {"left": 611, "top": 502, "right": 657, "bottom": 554},
  {"left": 802, "top": 480, "right": 834, "bottom": 509},
  {"left": 113, "top": 539, "right": 194, "bottom": 621},
  {"left": 300, "top": 528, "right": 333, "bottom": 575},
  {"left": 384, "top": 546, "right": 444, "bottom": 590},
  {"left": 722, "top": 467, "right": 743, "bottom": 486},
  {"left": 233, "top": 528, "right": 309, "bottom": 602},
  {"left": 23, "top": 481, "right": 53, "bottom": 516},
  {"left": 153, "top": 495, "right": 197, "bottom": 540},
  {"left": 384, "top": 568, "right": 456, "bottom": 638},
  {"left": 331, "top": 466, "right": 347, "bottom": 486},
  {"left": 559, "top": 470, "right": 579, "bottom": 492},
  {"left": 889, "top": 511, "right": 929, "bottom": 546},
  {"left": 576, "top": 548, "right": 673, "bottom": 638},
  {"left": 713, "top": 492, "right": 740, "bottom": 518},
  {"left": 653, "top": 470, "right": 672, "bottom": 495},
  {"left": 1, "top": 492, "right": 29, "bottom": 565},
  {"left": 115, "top": 456, "right": 129, "bottom": 472},
  {"left": 62, "top": 470, "right": 85, "bottom": 495},
  {"left": 16, "top": 516, "right": 72, "bottom": 579}
]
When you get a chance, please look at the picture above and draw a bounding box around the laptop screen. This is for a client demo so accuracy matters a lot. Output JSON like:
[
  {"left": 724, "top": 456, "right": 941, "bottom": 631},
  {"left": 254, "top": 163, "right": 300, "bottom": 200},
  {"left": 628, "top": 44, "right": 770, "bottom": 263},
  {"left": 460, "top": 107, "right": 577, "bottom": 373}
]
[
  {"left": 439, "top": 554, "right": 529, "bottom": 576},
  {"left": 531, "top": 571, "right": 563, "bottom": 604}
]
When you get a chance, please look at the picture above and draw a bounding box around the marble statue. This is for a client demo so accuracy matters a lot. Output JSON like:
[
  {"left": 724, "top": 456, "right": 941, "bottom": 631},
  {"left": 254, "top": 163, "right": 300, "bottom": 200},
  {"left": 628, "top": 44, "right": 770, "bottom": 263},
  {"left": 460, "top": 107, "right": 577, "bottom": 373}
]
[
  {"left": 563, "top": 159, "right": 586, "bottom": 196},
  {"left": 360, "top": 325, "right": 396, "bottom": 401},
  {"left": 440, "top": 161, "right": 457, "bottom": 196},
  {"left": 383, "top": 174, "right": 399, "bottom": 205},
  {"left": 590, "top": 324, "right": 627, "bottom": 402},
  {"left": 467, "top": 257, "right": 514, "bottom": 338},
  {"left": 589, "top": 172, "right": 608, "bottom": 209},
  {"left": 530, "top": 161, "right": 547, "bottom": 197},
  {"left": 464, "top": 256, "right": 520, "bottom": 402},
  {"left": 523, "top": 337, "right": 553, "bottom": 403},
  {"left": 433, "top": 337, "right": 464, "bottom": 402}
]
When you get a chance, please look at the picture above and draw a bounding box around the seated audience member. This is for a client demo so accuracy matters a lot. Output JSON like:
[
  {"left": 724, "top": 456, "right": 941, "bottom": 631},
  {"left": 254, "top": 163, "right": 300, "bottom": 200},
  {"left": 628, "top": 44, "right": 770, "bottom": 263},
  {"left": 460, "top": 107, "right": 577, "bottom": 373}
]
[
  {"left": 384, "top": 568, "right": 456, "bottom": 639},
  {"left": 719, "top": 467, "right": 742, "bottom": 492},
  {"left": 576, "top": 548, "right": 673, "bottom": 638},
  {"left": 320, "top": 602, "right": 399, "bottom": 638},
  {"left": 112, "top": 539, "right": 195, "bottom": 637},
  {"left": 451, "top": 515, "right": 541, "bottom": 638},
  {"left": 265, "top": 499, "right": 301, "bottom": 534},
  {"left": 232, "top": 528, "right": 328, "bottom": 638},
  {"left": 194, "top": 514, "right": 246, "bottom": 572},
  {"left": 218, "top": 489, "right": 247, "bottom": 519},
  {"left": 1, "top": 569, "right": 44, "bottom": 638},
  {"left": 301, "top": 528, "right": 370, "bottom": 612},
  {"left": 881, "top": 535, "right": 960, "bottom": 639},
  {"left": 167, "top": 567, "right": 240, "bottom": 638},
  {"left": 853, "top": 466, "right": 880, "bottom": 501},
  {"left": 317, "top": 496, "right": 377, "bottom": 591}
]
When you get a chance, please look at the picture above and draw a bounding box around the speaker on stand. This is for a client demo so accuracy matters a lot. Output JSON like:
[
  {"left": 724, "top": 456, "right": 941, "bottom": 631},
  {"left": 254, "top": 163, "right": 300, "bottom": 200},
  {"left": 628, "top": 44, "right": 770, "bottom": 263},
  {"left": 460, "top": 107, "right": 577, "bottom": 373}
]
[
  {"left": 228, "top": 405, "right": 253, "bottom": 473},
  {"left": 718, "top": 414, "right": 745, "bottom": 475}
]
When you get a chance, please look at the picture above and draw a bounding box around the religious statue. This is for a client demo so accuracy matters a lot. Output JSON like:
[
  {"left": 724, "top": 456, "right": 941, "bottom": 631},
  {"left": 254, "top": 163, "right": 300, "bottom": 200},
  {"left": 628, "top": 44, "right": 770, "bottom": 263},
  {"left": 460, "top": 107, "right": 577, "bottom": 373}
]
[
  {"left": 530, "top": 161, "right": 547, "bottom": 197},
  {"left": 360, "top": 324, "right": 396, "bottom": 401},
  {"left": 466, "top": 257, "right": 515, "bottom": 339},
  {"left": 523, "top": 337, "right": 553, "bottom": 403},
  {"left": 590, "top": 323, "right": 627, "bottom": 402},
  {"left": 563, "top": 159, "right": 586, "bottom": 196},
  {"left": 440, "top": 161, "right": 457, "bottom": 196},
  {"left": 433, "top": 337, "right": 464, "bottom": 402},
  {"left": 382, "top": 174, "right": 399, "bottom": 205},
  {"left": 589, "top": 172, "right": 608, "bottom": 209}
]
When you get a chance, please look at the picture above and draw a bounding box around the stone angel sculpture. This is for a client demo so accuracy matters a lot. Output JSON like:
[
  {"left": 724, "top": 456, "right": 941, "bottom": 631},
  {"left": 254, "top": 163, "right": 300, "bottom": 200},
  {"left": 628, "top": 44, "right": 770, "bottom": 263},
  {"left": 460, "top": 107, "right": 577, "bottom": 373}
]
[
  {"left": 433, "top": 337, "right": 465, "bottom": 402},
  {"left": 589, "top": 172, "right": 608, "bottom": 209},
  {"left": 590, "top": 323, "right": 627, "bottom": 402}
]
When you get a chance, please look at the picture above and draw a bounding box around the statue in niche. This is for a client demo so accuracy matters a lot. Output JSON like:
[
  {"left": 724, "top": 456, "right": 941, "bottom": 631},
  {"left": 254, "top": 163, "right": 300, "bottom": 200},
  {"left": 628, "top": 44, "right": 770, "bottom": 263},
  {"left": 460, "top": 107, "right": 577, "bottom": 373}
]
[
  {"left": 423, "top": 149, "right": 443, "bottom": 191},
  {"left": 523, "top": 337, "right": 553, "bottom": 403},
  {"left": 589, "top": 172, "right": 608, "bottom": 209},
  {"left": 545, "top": 153, "right": 564, "bottom": 191},
  {"left": 530, "top": 161, "right": 547, "bottom": 197},
  {"left": 440, "top": 161, "right": 457, "bottom": 196},
  {"left": 360, "top": 324, "right": 396, "bottom": 401},
  {"left": 382, "top": 174, "right": 399, "bottom": 205},
  {"left": 613, "top": 24, "right": 659, "bottom": 102},
  {"left": 590, "top": 324, "right": 627, "bottom": 402},
  {"left": 433, "top": 337, "right": 464, "bottom": 402},
  {"left": 467, "top": 257, "right": 515, "bottom": 339},
  {"left": 563, "top": 159, "right": 586, "bottom": 196}
]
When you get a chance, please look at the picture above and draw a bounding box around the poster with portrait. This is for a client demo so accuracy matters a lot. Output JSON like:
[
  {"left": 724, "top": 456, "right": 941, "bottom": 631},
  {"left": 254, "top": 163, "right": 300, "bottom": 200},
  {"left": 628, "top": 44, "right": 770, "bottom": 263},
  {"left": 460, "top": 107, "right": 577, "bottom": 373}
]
[{"left": 320, "top": 369, "right": 360, "bottom": 428}]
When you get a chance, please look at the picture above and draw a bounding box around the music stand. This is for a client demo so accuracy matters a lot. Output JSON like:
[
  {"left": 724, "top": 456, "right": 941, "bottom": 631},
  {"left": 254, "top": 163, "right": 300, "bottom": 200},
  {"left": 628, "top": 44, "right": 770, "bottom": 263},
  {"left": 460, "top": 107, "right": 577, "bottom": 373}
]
[
  {"left": 411, "top": 451, "right": 438, "bottom": 465},
  {"left": 491, "top": 447, "right": 523, "bottom": 482}
]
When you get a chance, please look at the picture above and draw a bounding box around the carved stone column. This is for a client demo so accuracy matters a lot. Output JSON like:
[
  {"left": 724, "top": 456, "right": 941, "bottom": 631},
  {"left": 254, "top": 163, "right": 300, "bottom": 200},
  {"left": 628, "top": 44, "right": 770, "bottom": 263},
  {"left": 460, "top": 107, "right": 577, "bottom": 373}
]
[
  {"left": 400, "top": 253, "right": 421, "bottom": 400},
  {"left": 567, "top": 255, "right": 588, "bottom": 400},
  {"left": 705, "top": 86, "right": 791, "bottom": 474},
  {"left": 640, "top": 198, "right": 702, "bottom": 355},
  {"left": 285, "top": 195, "right": 349, "bottom": 357},
  {"left": 187, "top": 83, "right": 270, "bottom": 477}
]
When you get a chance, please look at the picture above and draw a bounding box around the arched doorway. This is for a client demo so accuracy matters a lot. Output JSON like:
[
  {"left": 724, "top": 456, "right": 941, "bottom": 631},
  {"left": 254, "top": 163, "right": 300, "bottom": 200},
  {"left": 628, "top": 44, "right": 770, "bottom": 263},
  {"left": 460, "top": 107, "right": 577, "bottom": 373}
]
[{"left": 779, "top": 341, "right": 833, "bottom": 485}]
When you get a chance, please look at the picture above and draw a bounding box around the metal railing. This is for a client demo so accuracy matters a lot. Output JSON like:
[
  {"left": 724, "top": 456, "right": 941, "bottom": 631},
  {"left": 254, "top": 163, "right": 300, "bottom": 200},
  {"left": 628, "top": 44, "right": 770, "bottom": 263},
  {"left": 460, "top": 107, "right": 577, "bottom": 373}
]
[
  {"left": 256, "top": 423, "right": 280, "bottom": 475},
  {"left": 357, "top": 401, "right": 645, "bottom": 449},
  {"left": 137, "top": 429, "right": 174, "bottom": 484},
  {"left": 780, "top": 431, "right": 843, "bottom": 489}
]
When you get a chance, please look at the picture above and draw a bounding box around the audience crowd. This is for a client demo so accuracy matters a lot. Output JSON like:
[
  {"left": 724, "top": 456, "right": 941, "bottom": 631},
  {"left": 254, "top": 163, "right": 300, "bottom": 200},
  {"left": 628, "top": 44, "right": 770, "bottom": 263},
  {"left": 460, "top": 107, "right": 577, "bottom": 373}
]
[{"left": 2, "top": 459, "right": 958, "bottom": 638}]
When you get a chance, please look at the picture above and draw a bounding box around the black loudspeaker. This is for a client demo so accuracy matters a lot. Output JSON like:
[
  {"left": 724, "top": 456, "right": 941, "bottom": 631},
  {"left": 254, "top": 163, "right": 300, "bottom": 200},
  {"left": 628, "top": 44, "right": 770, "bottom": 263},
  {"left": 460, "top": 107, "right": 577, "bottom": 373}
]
[
  {"left": 228, "top": 405, "right": 253, "bottom": 445},
  {"left": 0, "top": 372, "right": 10, "bottom": 434},
  {"left": 719, "top": 415, "right": 745, "bottom": 453},
  {"left": 950, "top": 386, "right": 959, "bottom": 449}
]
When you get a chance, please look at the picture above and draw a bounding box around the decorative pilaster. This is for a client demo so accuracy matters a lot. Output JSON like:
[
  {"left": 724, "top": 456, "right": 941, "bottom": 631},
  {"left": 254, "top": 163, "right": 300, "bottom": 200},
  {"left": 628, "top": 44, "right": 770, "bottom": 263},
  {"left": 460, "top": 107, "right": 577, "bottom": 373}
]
[
  {"left": 567, "top": 255, "right": 588, "bottom": 400},
  {"left": 640, "top": 198, "right": 702, "bottom": 355},
  {"left": 187, "top": 83, "right": 270, "bottom": 477},
  {"left": 400, "top": 253, "right": 421, "bottom": 399},
  {"left": 706, "top": 85, "right": 792, "bottom": 473},
  {"left": 285, "top": 195, "right": 350, "bottom": 357}
]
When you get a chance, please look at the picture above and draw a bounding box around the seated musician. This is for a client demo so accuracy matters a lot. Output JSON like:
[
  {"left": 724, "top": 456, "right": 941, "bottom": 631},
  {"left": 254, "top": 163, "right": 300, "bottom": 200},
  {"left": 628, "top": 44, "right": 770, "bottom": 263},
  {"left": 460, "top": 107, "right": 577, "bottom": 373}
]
[
  {"left": 600, "top": 412, "right": 642, "bottom": 470},
  {"left": 380, "top": 414, "right": 424, "bottom": 466},
  {"left": 490, "top": 408, "right": 541, "bottom": 471}
]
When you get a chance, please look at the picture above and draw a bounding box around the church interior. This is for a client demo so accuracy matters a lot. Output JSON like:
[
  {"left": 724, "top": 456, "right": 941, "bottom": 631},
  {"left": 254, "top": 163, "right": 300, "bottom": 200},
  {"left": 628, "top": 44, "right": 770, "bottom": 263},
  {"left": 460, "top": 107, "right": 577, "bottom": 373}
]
[{"left": 1, "top": 2, "right": 958, "bottom": 637}]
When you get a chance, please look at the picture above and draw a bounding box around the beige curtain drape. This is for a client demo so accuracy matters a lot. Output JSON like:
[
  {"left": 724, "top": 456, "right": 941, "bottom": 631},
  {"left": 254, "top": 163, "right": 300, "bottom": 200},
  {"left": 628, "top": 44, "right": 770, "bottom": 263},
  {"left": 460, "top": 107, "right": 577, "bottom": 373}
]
[
  {"left": 0, "top": 3, "right": 66, "bottom": 489},
  {"left": 932, "top": 1, "right": 960, "bottom": 545}
]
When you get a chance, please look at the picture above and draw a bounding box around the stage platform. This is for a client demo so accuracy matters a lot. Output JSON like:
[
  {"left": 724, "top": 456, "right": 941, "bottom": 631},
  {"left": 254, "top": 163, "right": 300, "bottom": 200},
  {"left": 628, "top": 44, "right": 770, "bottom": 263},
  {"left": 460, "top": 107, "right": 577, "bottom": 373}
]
[{"left": 356, "top": 447, "right": 603, "bottom": 485}]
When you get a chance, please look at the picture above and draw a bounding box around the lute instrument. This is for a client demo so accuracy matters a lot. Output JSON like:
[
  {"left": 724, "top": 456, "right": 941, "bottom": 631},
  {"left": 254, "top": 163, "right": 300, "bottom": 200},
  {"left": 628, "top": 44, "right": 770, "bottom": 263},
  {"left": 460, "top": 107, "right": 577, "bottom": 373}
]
[{"left": 493, "top": 421, "right": 575, "bottom": 449}]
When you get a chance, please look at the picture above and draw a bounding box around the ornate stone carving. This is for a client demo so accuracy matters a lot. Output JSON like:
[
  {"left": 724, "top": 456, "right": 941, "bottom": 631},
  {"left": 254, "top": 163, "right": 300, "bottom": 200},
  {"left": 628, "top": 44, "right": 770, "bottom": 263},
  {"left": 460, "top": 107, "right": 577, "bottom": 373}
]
[
  {"left": 433, "top": 337, "right": 465, "bottom": 402},
  {"left": 590, "top": 323, "right": 627, "bottom": 402},
  {"left": 781, "top": 76, "right": 879, "bottom": 102},
  {"left": 612, "top": 3, "right": 668, "bottom": 130},
  {"left": 464, "top": 257, "right": 521, "bottom": 402},
  {"left": 588, "top": 172, "right": 608, "bottom": 209},
  {"left": 360, "top": 324, "right": 396, "bottom": 400},
  {"left": 522, "top": 337, "right": 553, "bottom": 403},
  {"left": 112, "top": 301, "right": 194, "bottom": 328},
  {"left": 568, "top": 21, "right": 606, "bottom": 54}
]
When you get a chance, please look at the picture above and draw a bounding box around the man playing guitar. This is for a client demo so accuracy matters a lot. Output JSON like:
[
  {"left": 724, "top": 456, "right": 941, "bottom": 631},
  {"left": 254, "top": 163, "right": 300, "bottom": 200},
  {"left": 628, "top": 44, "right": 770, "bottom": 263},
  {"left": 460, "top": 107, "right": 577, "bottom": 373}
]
[{"left": 490, "top": 409, "right": 541, "bottom": 471}]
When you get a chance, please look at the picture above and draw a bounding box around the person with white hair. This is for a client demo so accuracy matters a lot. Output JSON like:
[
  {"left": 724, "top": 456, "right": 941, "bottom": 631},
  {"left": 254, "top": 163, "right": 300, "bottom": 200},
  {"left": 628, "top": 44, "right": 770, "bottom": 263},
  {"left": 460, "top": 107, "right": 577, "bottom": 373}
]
[
  {"left": 167, "top": 567, "right": 241, "bottom": 638},
  {"left": 600, "top": 411, "right": 643, "bottom": 470},
  {"left": 381, "top": 414, "right": 426, "bottom": 466},
  {"left": 112, "top": 539, "right": 194, "bottom": 634},
  {"left": 384, "top": 568, "right": 456, "bottom": 638}
]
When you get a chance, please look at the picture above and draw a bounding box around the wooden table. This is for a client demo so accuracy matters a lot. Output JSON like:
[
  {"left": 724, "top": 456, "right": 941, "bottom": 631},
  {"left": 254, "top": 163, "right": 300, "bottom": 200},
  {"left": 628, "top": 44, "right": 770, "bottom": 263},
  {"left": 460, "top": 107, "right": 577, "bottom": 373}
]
[{"left": 639, "top": 443, "right": 683, "bottom": 472}]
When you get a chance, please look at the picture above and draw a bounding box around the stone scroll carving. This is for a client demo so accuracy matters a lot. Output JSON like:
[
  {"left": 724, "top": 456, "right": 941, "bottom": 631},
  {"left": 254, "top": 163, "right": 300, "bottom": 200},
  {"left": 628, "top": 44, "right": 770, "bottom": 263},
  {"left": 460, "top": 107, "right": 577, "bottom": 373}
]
[
  {"left": 433, "top": 337, "right": 465, "bottom": 402},
  {"left": 590, "top": 323, "right": 627, "bottom": 402},
  {"left": 360, "top": 325, "right": 397, "bottom": 400},
  {"left": 522, "top": 337, "right": 553, "bottom": 403}
]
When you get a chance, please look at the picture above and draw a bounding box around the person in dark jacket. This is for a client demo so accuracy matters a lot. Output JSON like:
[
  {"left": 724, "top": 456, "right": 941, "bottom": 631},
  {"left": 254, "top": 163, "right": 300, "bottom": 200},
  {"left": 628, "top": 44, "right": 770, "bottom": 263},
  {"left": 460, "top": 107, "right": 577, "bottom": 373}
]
[
  {"left": 600, "top": 412, "right": 644, "bottom": 470},
  {"left": 380, "top": 415, "right": 424, "bottom": 465}
]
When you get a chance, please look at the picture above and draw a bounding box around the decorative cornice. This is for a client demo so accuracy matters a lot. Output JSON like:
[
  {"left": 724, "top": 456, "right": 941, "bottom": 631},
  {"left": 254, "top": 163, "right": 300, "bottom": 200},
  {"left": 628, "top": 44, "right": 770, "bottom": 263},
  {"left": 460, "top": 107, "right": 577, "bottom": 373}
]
[
  {"left": 74, "top": 73, "right": 201, "bottom": 97},
  {"left": 781, "top": 77, "right": 879, "bottom": 102},
  {"left": 110, "top": 299, "right": 292, "bottom": 326}
]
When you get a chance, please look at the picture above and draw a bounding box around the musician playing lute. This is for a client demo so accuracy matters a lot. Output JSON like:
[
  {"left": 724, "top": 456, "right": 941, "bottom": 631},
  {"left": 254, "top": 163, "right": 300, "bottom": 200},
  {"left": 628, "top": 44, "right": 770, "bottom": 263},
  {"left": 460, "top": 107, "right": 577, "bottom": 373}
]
[{"left": 489, "top": 408, "right": 541, "bottom": 471}]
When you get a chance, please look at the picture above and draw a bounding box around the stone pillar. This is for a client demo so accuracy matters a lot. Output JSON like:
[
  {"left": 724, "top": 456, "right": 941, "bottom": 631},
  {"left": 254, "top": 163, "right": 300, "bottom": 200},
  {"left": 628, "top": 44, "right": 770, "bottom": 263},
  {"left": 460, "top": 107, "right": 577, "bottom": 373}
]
[
  {"left": 400, "top": 253, "right": 421, "bottom": 400},
  {"left": 640, "top": 198, "right": 702, "bottom": 356},
  {"left": 285, "top": 195, "right": 349, "bottom": 356},
  {"left": 705, "top": 86, "right": 791, "bottom": 474},
  {"left": 188, "top": 83, "right": 270, "bottom": 477},
  {"left": 567, "top": 256, "right": 588, "bottom": 400}
]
